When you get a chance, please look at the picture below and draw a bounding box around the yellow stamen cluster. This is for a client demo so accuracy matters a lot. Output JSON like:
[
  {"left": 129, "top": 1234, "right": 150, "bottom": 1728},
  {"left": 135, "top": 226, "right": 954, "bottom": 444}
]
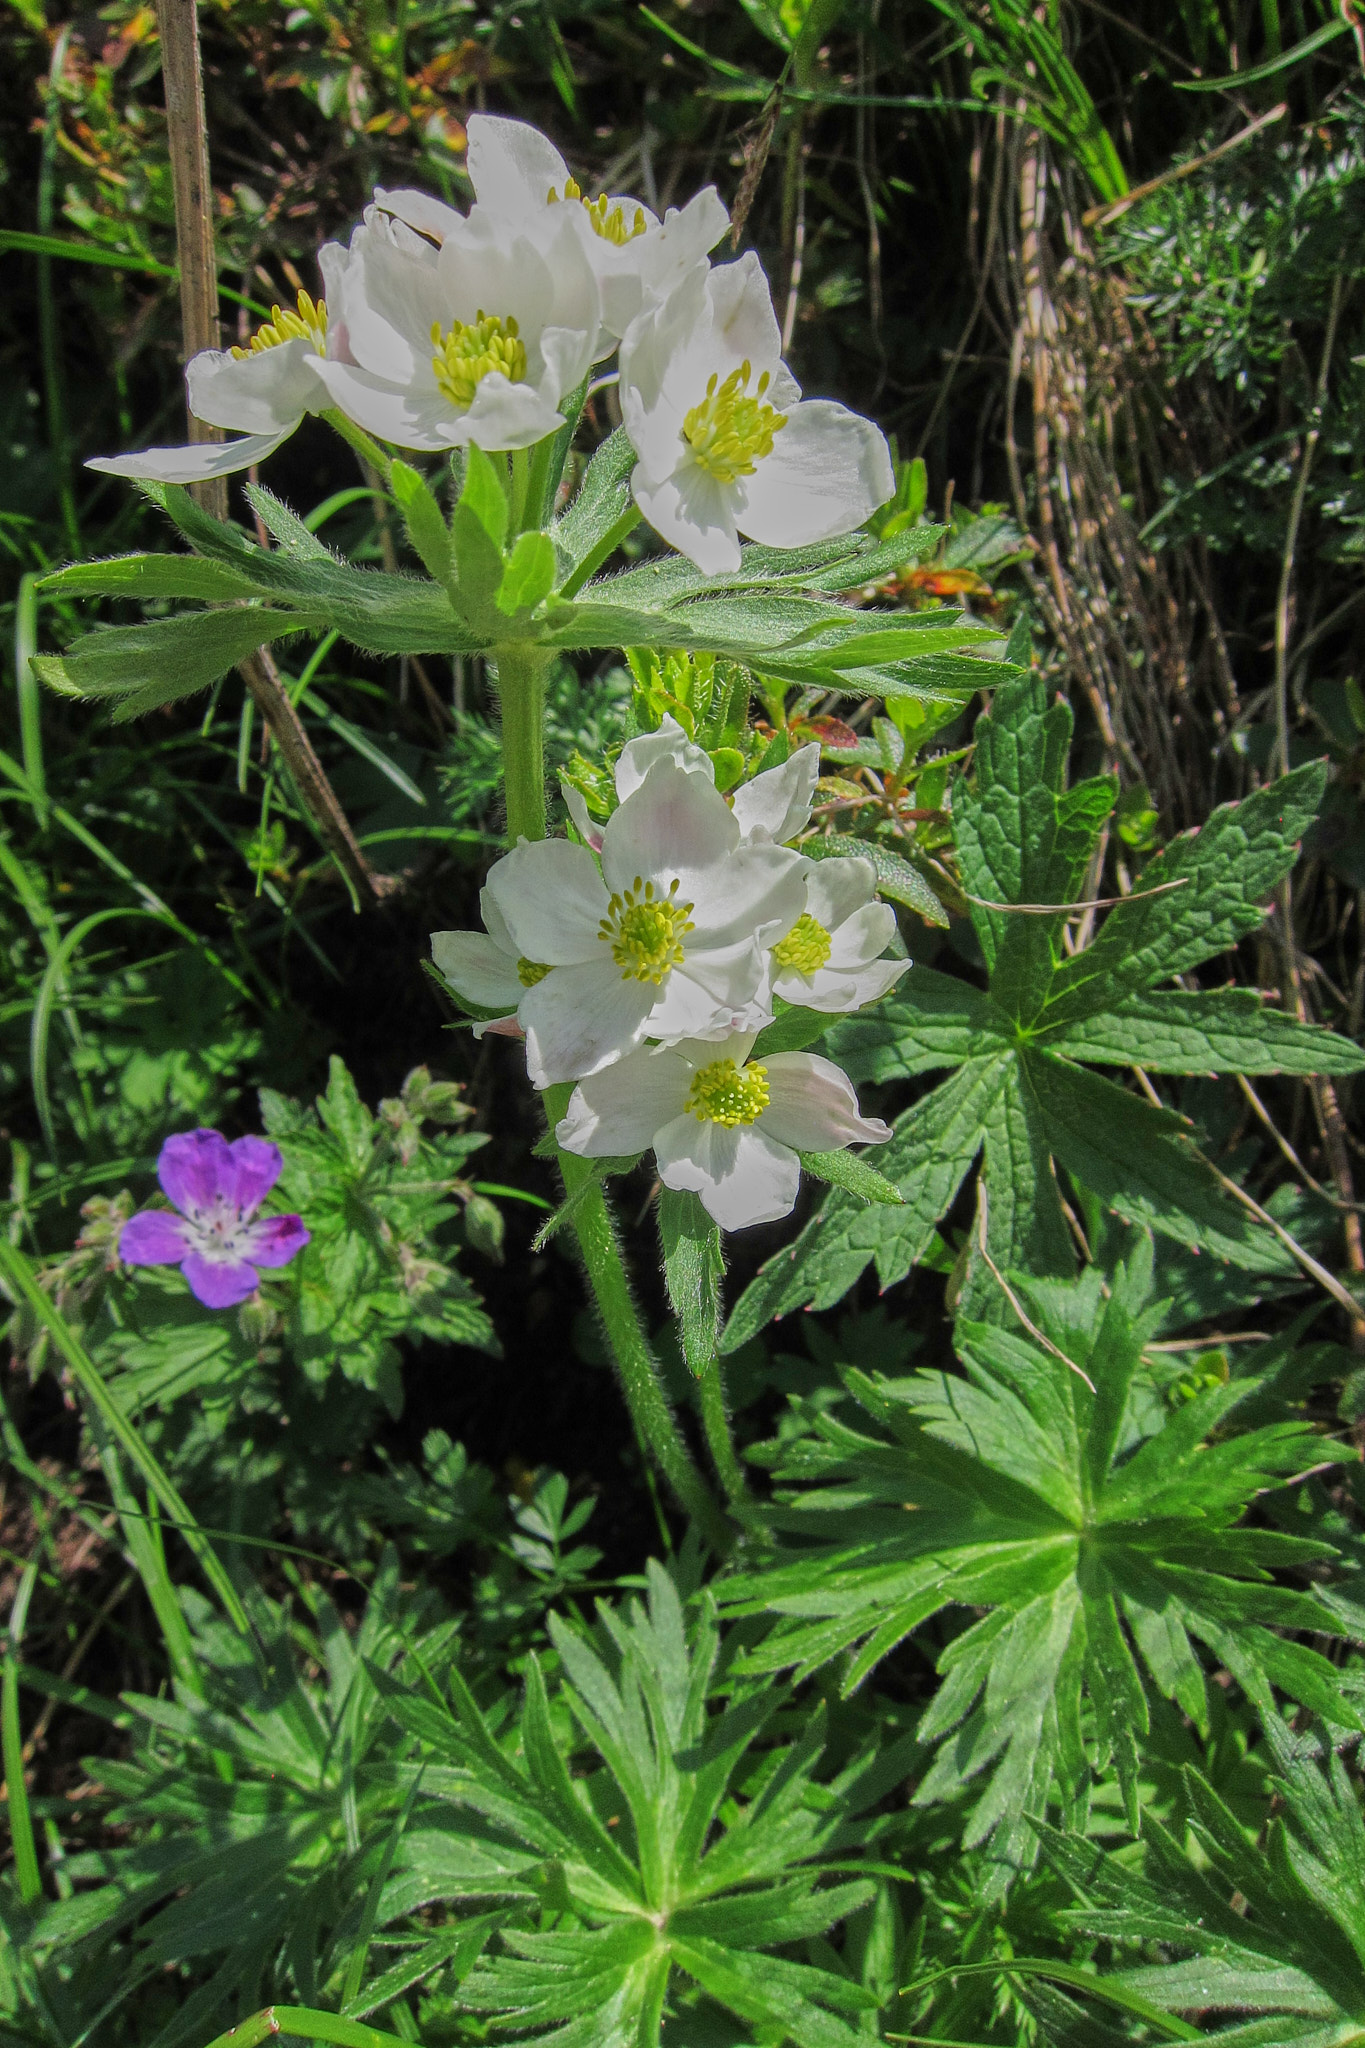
[
  {"left": 547, "top": 175, "right": 647, "bottom": 245},
  {"left": 682, "top": 361, "right": 786, "bottom": 483},
  {"left": 430, "top": 312, "right": 526, "bottom": 410},
  {"left": 517, "top": 957, "right": 552, "bottom": 988},
  {"left": 599, "top": 877, "right": 694, "bottom": 985},
  {"left": 771, "top": 913, "right": 832, "bottom": 976},
  {"left": 230, "top": 290, "right": 328, "bottom": 359},
  {"left": 686, "top": 1057, "right": 770, "bottom": 1128}
]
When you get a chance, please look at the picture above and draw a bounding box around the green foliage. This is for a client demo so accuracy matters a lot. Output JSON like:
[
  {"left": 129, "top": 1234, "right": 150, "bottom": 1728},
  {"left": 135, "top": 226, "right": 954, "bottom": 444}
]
[
  {"left": 723, "top": 1240, "right": 1359, "bottom": 1893},
  {"left": 726, "top": 671, "right": 1361, "bottom": 1346}
]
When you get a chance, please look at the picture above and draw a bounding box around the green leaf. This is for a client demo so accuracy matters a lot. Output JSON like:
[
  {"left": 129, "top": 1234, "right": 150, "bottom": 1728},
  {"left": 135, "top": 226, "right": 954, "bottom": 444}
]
[
  {"left": 961, "top": 1055, "right": 1074, "bottom": 1320},
  {"left": 1018, "top": 1050, "right": 1298, "bottom": 1272},
  {"left": 244, "top": 482, "right": 332, "bottom": 560},
  {"left": 448, "top": 447, "right": 509, "bottom": 632},
  {"left": 828, "top": 968, "right": 1009, "bottom": 1081},
  {"left": 797, "top": 1148, "right": 905, "bottom": 1207},
  {"left": 38, "top": 554, "right": 270, "bottom": 602},
  {"left": 34, "top": 608, "right": 317, "bottom": 719},
  {"left": 659, "top": 1188, "right": 726, "bottom": 1377},
  {"left": 390, "top": 459, "right": 454, "bottom": 586},
  {"left": 751, "top": 1002, "right": 831, "bottom": 1059},
  {"left": 497, "top": 530, "right": 558, "bottom": 616},
  {"left": 553, "top": 427, "right": 636, "bottom": 565},
  {"left": 804, "top": 834, "right": 948, "bottom": 925},
  {"left": 1047, "top": 986, "right": 1365, "bottom": 1076}
]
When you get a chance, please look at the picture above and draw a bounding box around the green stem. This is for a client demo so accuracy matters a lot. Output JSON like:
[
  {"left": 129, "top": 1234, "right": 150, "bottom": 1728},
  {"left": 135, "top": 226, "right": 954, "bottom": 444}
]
[
  {"left": 321, "top": 408, "right": 395, "bottom": 487},
  {"left": 508, "top": 445, "right": 531, "bottom": 536},
  {"left": 557, "top": 1146, "right": 731, "bottom": 1554},
  {"left": 494, "top": 642, "right": 550, "bottom": 844},
  {"left": 559, "top": 504, "right": 641, "bottom": 599},
  {"left": 697, "top": 1360, "right": 749, "bottom": 1507}
]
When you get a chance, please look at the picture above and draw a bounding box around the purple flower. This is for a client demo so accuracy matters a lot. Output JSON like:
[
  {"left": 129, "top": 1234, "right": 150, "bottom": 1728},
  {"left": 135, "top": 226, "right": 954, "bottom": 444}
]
[{"left": 120, "top": 1129, "right": 310, "bottom": 1310}]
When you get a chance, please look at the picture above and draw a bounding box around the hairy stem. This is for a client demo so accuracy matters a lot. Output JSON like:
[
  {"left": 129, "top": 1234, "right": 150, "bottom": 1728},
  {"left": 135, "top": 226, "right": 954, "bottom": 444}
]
[
  {"left": 697, "top": 1359, "right": 749, "bottom": 1507},
  {"left": 495, "top": 642, "right": 550, "bottom": 844},
  {"left": 322, "top": 409, "right": 395, "bottom": 487}
]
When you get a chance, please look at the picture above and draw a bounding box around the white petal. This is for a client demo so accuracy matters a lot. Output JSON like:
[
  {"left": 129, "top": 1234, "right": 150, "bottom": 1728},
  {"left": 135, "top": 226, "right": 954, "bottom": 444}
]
[
  {"left": 614, "top": 715, "right": 713, "bottom": 800},
  {"left": 737, "top": 401, "right": 895, "bottom": 549},
  {"left": 687, "top": 845, "right": 808, "bottom": 950},
  {"left": 556, "top": 1046, "right": 691, "bottom": 1155},
  {"left": 619, "top": 266, "right": 707, "bottom": 462},
  {"left": 645, "top": 939, "right": 766, "bottom": 1044},
  {"left": 759, "top": 1053, "right": 893, "bottom": 1150},
  {"left": 599, "top": 189, "right": 728, "bottom": 340},
  {"left": 825, "top": 900, "right": 898, "bottom": 971},
  {"left": 655, "top": 1116, "right": 801, "bottom": 1230},
  {"left": 186, "top": 343, "right": 325, "bottom": 434},
  {"left": 802, "top": 856, "right": 878, "bottom": 932},
  {"left": 479, "top": 883, "right": 518, "bottom": 958},
  {"left": 466, "top": 113, "right": 570, "bottom": 218},
  {"left": 485, "top": 839, "right": 609, "bottom": 964},
  {"left": 459, "top": 372, "right": 566, "bottom": 451},
  {"left": 703, "top": 253, "right": 784, "bottom": 382},
  {"left": 86, "top": 429, "right": 291, "bottom": 482},
  {"left": 430, "top": 929, "right": 524, "bottom": 1010},
  {"left": 345, "top": 228, "right": 453, "bottom": 378},
  {"left": 773, "top": 954, "right": 909, "bottom": 1014},
  {"left": 371, "top": 185, "right": 468, "bottom": 247},
  {"left": 521, "top": 960, "right": 655, "bottom": 1086},
  {"left": 631, "top": 464, "right": 742, "bottom": 575},
  {"left": 308, "top": 359, "right": 455, "bottom": 450},
  {"left": 560, "top": 779, "right": 605, "bottom": 851},
  {"left": 600, "top": 762, "right": 739, "bottom": 898},
  {"left": 730, "top": 745, "right": 820, "bottom": 845}
]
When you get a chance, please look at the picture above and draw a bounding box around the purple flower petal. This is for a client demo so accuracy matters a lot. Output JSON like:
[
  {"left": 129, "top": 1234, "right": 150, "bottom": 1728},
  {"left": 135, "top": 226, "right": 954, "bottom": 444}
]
[
  {"left": 181, "top": 1251, "right": 261, "bottom": 1309},
  {"left": 225, "top": 1135, "right": 283, "bottom": 1218},
  {"left": 120, "top": 1209, "right": 192, "bottom": 1267},
  {"left": 158, "top": 1129, "right": 236, "bottom": 1220},
  {"left": 239, "top": 1214, "right": 309, "bottom": 1269}
]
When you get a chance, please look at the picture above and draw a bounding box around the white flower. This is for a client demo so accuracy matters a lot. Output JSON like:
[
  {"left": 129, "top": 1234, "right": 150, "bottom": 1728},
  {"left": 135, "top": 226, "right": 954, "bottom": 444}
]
[
  {"left": 307, "top": 201, "right": 600, "bottom": 453},
  {"left": 561, "top": 716, "right": 820, "bottom": 851},
  {"left": 618, "top": 252, "right": 895, "bottom": 574},
  {"left": 765, "top": 856, "right": 910, "bottom": 1013},
  {"left": 557, "top": 1031, "right": 892, "bottom": 1230},
  {"left": 461, "top": 113, "right": 729, "bottom": 342},
  {"left": 431, "top": 886, "right": 525, "bottom": 1039},
  {"left": 88, "top": 249, "right": 346, "bottom": 483},
  {"left": 439, "top": 759, "right": 808, "bottom": 1087}
]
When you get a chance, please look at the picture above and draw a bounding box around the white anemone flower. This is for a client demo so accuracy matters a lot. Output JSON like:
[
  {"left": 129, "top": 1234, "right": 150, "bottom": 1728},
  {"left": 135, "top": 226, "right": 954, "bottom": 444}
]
[
  {"left": 307, "top": 201, "right": 600, "bottom": 453},
  {"left": 557, "top": 1031, "right": 892, "bottom": 1230},
  {"left": 459, "top": 113, "right": 729, "bottom": 342},
  {"left": 437, "top": 759, "right": 808, "bottom": 1088},
  {"left": 618, "top": 252, "right": 895, "bottom": 574},
  {"left": 561, "top": 716, "right": 820, "bottom": 852},
  {"left": 88, "top": 247, "right": 347, "bottom": 484},
  {"left": 765, "top": 856, "right": 911, "bottom": 1013},
  {"left": 430, "top": 887, "right": 525, "bottom": 1040}
]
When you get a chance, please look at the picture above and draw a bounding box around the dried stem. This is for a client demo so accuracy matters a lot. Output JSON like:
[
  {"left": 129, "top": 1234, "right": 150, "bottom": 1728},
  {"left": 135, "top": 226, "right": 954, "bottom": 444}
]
[{"left": 157, "top": 0, "right": 226, "bottom": 521}]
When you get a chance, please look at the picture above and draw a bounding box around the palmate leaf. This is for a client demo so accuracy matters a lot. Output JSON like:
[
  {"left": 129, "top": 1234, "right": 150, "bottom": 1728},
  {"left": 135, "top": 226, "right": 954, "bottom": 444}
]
[
  {"left": 724, "top": 672, "right": 1358, "bottom": 1346},
  {"left": 36, "top": 476, "right": 1008, "bottom": 719},
  {"left": 375, "top": 1562, "right": 885, "bottom": 2047},
  {"left": 1041, "top": 1714, "right": 1365, "bottom": 2042},
  {"left": 718, "top": 1241, "right": 1358, "bottom": 1894}
]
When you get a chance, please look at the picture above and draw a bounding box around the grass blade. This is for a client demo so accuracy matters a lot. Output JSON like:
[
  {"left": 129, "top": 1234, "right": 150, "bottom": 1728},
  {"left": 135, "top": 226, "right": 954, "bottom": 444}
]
[{"left": 2, "top": 1561, "right": 42, "bottom": 1906}]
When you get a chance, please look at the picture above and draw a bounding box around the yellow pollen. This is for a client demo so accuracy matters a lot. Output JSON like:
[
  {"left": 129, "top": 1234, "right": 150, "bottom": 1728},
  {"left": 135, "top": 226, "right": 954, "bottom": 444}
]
[
  {"left": 686, "top": 1057, "right": 770, "bottom": 1128},
  {"left": 230, "top": 290, "right": 328, "bottom": 359},
  {"left": 682, "top": 360, "right": 787, "bottom": 483},
  {"left": 430, "top": 311, "right": 526, "bottom": 410},
  {"left": 772, "top": 913, "right": 832, "bottom": 976},
  {"left": 516, "top": 957, "right": 552, "bottom": 987},
  {"left": 547, "top": 176, "right": 646, "bottom": 245},
  {"left": 599, "top": 877, "right": 695, "bottom": 985}
]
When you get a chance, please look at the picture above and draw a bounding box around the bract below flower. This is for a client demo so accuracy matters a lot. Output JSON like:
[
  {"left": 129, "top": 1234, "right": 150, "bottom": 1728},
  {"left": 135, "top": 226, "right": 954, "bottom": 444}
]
[
  {"left": 766, "top": 856, "right": 911, "bottom": 1013},
  {"left": 557, "top": 1032, "right": 892, "bottom": 1230},
  {"left": 88, "top": 248, "right": 347, "bottom": 484},
  {"left": 441, "top": 760, "right": 807, "bottom": 1087},
  {"left": 119, "top": 1129, "right": 309, "bottom": 1309},
  {"left": 619, "top": 252, "right": 895, "bottom": 574},
  {"left": 461, "top": 113, "right": 730, "bottom": 342},
  {"left": 308, "top": 203, "right": 599, "bottom": 453}
]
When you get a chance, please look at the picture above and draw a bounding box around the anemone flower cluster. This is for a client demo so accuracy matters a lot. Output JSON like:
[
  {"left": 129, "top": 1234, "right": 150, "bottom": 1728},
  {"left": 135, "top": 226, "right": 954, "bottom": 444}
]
[
  {"left": 88, "top": 114, "right": 892, "bottom": 573},
  {"left": 434, "top": 719, "right": 904, "bottom": 1230}
]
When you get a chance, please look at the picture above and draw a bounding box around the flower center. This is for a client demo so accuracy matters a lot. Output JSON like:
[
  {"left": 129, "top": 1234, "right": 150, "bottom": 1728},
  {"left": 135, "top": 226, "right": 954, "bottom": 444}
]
[
  {"left": 599, "top": 877, "right": 695, "bottom": 984},
  {"left": 686, "top": 1057, "right": 770, "bottom": 1127},
  {"left": 682, "top": 361, "right": 787, "bottom": 483},
  {"left": 548, "top": 175, "right": 647, "bottom": 245},
  {"left": 231, "top": 290, "right": 327, "bottom": 359},
  {"left": 517, "top": 957, "right": 552, "bottom": 987},
  {"left": 430, "top": 311, "right": 527, "bottom": 409},
  {"left": 771, "top": 913, "right": 833, "bottom": 975}
]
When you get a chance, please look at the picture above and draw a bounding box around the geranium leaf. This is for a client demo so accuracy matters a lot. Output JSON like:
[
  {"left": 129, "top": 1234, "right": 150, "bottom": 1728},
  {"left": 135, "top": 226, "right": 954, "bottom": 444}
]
[{"left": 1045, "top": 986, "right": 1365, "bottom": 1074}]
